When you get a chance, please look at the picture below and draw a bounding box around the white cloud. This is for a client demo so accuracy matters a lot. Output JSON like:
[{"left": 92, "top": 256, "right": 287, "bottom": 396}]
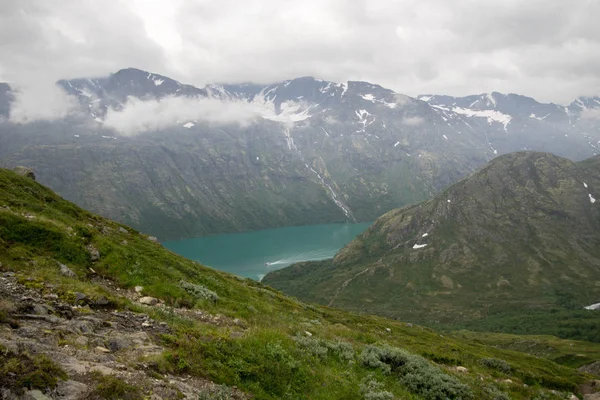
[
  {"left": 0, "top": 0, "right": 599, "bottom": 103},
  {"left": 9, "top": 82, "right": 80, "bottom": 123},
  {"left": 402, "top": 116, "right": 425, "bottom": 126},
  {"left": 581, "top": 108, "right": 600, "bottom": 120},
  {"left": 103, "top": 95, "right": 314, "bottom": 135}
]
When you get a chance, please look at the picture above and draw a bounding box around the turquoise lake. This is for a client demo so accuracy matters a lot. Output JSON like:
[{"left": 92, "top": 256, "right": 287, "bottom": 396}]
[{"left": 163, "top": 222, "right": 371, "bottom": 281}]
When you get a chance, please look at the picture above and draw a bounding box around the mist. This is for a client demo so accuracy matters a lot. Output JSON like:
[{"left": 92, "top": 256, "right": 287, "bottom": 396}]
[{"left": 9, "top": 82, "right": 80, "bottom": 124}]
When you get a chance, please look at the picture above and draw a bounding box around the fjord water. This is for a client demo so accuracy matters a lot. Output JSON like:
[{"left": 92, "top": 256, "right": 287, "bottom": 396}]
[{"left": 163, "top": 222, "right": 371, "bottom": 281}]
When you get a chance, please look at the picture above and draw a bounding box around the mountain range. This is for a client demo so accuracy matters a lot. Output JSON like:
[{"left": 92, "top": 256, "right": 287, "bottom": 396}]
[
  {"left": 0, "top": 68, "right": 599, "bottom": 239},
  {"left": 263, "top": 152, "right": 600, "bottom": 324}
]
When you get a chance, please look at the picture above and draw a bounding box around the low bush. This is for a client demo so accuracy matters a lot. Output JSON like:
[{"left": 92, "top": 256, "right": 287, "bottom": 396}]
[
  {"left": 480, "top": 357, "right": 511, "bottom": 373},
  {"left": 0, "top": 346, "right": 67, "bottom": 394},
  {"left": 359, "top": 344, "right": 473, "bottom": 400},
  {"left": 87, "top": 374, "right": 143, "bottom": 400},
  {"left": 179, "top": 280, "right": 219, "bottom": 304},
  {"left": 359, "top": 376, "right": 395, "bottom": 400}
]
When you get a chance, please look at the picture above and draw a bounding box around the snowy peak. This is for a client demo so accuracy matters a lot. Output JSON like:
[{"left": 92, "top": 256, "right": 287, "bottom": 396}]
[{"left": 570, "top": 96, "right": 600, "bottom": 111}]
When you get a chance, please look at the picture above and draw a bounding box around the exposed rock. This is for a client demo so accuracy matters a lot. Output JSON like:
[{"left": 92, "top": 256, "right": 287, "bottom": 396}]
[
  {"left": 73, "top": 292, "right": 88, "bottom": 304},
  {"left": 93, "top": 296, "right": 110, "bottom": 306},
  {"left": 147, "top": 236, "right": 160, "bottom": 243},
  {"left": 139, "top": 296, "right": 159, "bottom": 306},
  {"left": 13, "top": 166, "right": 36, "bottom": 181},
  {"left": 119, "top": 227, "right": 129, "bottom": 234},
  {"left": 55, "top": 380, "right": 89, "bottom": 400},
  {"left": 86, "top": 245, "right": 100, "bottom": 262},
  {"left": 59, "top": 263, "right": 77, "bottom": 278},
  {"left": 95, "top": 346, "right": 111, "bottom": 353},
  {"left": 584, "top": 394, "right": 600, "bottom": 400},
  {"left": 134, "top": 286, "right": 144, "bottom": 293},
  {"left": 454, "top": 366, "right": 468, "bottom": 373},
  {"left": 22, "top": 390, "right": 51, "bottom": 400}
]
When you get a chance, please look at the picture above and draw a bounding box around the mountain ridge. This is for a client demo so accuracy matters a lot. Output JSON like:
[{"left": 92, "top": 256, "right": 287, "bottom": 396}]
[
  {"left": 0, "top": 68, "right": 599, "bottom": 239},
  {"left": 263, "top": 151, "right": 600, "bottom": 324}
]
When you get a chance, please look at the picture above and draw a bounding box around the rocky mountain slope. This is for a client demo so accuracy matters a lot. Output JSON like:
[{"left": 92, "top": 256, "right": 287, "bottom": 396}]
[
  {"left": 263, "top": 152, "right": 600, "bottom": 324},
  {"left": 2, "top": 167, "right": 596, "bottom": 399},
  {"left": 0, "top": 69, "right": 598, "bottom": 239}
]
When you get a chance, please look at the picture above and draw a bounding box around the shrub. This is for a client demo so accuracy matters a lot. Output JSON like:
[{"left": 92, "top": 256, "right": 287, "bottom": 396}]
[
  {"left": 0, "top": 347, "right": 67, "bottom": 394},
  {"left": 359, "top": 376, "right": 394, "bottom": 400},
  {"left": 483, "top": 385, "right": 510, "bottom": 400},
  {"left": 294, "top": 335, "right": 356, "bottom": 362},
  {"left": 359, "top": 344, "right": 473, "bottom": 400},
  {"left": 88, "top": 374, "right": 143, "bottom": 400},
  {"left": 198, "top": 384, "right": 237, "bottom": 400},
  {"left": 480, "top": 357, "right": 511, "bottom": 373},
  {"left": 179, "top": 280, "right": 219, "bottom": 304}
]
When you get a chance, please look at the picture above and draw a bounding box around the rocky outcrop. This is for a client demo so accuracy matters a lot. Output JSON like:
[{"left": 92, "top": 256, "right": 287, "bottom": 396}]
[{"left": 12, "top": 166, "right": 35, "bottom": 181}]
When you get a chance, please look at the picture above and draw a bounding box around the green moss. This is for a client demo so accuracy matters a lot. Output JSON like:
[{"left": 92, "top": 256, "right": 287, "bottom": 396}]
[
  {"left": 0, "top": 346, "right": 67, "bottom": 394},
  {"left": 88, "top": 374, "right": 143, "bottom": 400}
]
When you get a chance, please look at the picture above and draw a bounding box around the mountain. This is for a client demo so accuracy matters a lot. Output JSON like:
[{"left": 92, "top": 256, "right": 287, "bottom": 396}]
[
  {"left": 0, "top": 68, "right": 599, "bottom": 239},
  {"left": 0, "top": 167, "right": 592, "bottom": 399},
  {"left": 263, "top": 152, "right": 600, "bottom": 324}
]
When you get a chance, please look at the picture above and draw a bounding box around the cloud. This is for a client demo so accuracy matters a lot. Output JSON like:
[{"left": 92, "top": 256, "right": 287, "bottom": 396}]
[
  {"left": 0, "top": 0, "right": 599, "bottom": 104},
  {"left": 102, "top": 96, "right": 312, "bottom": 135},
  {"left": 103, "top": 96, "right": 260, "bottom": 135},
  {"left": 9, "top": 82, "right": 80, "bottom": 123},
  {"left": 581, "top": 108, "right": 600, "bottom": 120},
  {"left": 402, "top": 116, "right": 425, "bottom": 126}
]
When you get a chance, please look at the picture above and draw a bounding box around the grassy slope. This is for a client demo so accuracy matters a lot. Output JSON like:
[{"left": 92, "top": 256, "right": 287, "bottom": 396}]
[
  {"left": 264, "top": 152, "right": 600, "bottom": 325},
  {"left": 0, "top": 168, "right": 594, "bottom": 399}
]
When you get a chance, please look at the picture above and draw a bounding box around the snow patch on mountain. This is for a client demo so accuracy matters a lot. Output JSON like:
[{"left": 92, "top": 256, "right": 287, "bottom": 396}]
[{"left": 432, "top": 105, "right": 512, "bottom": 131}]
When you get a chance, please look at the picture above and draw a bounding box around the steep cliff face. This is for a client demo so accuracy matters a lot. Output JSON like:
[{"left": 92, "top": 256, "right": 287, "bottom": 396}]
[{"left": 264, "top": 152, "right": 600, "bottom": 323}]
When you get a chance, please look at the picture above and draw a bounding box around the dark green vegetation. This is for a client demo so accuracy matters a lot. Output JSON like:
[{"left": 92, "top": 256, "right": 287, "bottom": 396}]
[
  {"left": 0, "top": 167, "right": 595, "bottom": 399},
  {"left": 264, "top": 152, "right": 600, "bottom": 325},
  {"left": 451, "top": 308, "right": 600, "bottom": 343},
  {"left": 0, "top": 345, "right": 67, "bottom": 395}
]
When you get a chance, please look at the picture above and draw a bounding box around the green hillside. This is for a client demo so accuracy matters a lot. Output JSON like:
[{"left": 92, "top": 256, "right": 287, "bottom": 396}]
[
  {"left": 0, "top": 166, "right": 596, "bottom": 399},
  {"left": 263, "top": 152, "right": 600, "bottom": 325}
]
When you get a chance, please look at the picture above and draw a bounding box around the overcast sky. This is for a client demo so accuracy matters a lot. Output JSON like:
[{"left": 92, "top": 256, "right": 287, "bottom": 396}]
[{"left": 0, "top": 0, "right": 598, "bottom": 104}]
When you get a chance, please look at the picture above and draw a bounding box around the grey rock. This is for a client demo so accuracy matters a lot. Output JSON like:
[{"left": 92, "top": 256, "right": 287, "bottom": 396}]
[
  {"left": 95, "top": 346, "right": 111, "bottom": 353},
  {"left": 55, "top": 380, "right": 89, "bottom": 400},
  {"left": 73, "top": 292, "right": 88, "bottom": 304},
  {"left": 86, "top": 245, "right": 100, "bottom": 262},
  {"left": 118, "top": 227, "right": 129, "bottom": 234},
  {"left": 13, "top": 166, "right": 36, "bottom": 181},
  {"left": 93, "top": 296, "right": 110, "bottom": 306},
  {"left": 147, "top": 236, "right": 160, "bottom": 243},
  {"left": 139, "top": 296, "right": 158, "bottom": 306},
  {"left": 22, "top": 390, "right": 51, "bottom": 400},
  {"left": 59, "top": 263, "right": 77, "bottom": 278}
]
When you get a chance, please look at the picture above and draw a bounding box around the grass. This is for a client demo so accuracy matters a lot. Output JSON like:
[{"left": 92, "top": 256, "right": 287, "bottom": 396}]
[
  {"left": 0, "top": 345, "right": 67, "bottom": 394},
  {"left": 0, "top": 167, "right": 595, "bottom": 399}
]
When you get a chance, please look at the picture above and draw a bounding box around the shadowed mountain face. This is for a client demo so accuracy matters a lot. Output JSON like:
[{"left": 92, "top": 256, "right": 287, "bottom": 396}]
[
  {"left": 263, "top": 152, "right": 600, "bottom": 324},
  {"left": 0, "top": 68, "right": 599, "bottom": 239}
]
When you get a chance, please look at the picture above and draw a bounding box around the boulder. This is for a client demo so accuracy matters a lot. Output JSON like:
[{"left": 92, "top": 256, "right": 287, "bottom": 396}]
[
  {"left": 86, "top": 245, "right": 100, "bottom": 262},
  {"left": 147, "top": 236, "right": 160, "bottom": 243},
  {"left": 59, "top": 263, "right": 77, "bottom": 278},
  {"left": 22, "top": 390, "right": 51, "bottom": 400},
  {"left": 119, "top": 227, "right": 128, "bottom": 234},
  {"left": 139, "top": 296, "right": 158, "bottom": 306},
  {"left": 94, "top": 346, "right": 111, "bottom": 354},
  {"left": 454, "top": 366, "right": 468, "bottom": 373},
  {"left": 13, "top": 166, "right": 36, "bottom": 181},
  {"left": 55, "top": 380, "right": 88, "bottom": 400}
]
